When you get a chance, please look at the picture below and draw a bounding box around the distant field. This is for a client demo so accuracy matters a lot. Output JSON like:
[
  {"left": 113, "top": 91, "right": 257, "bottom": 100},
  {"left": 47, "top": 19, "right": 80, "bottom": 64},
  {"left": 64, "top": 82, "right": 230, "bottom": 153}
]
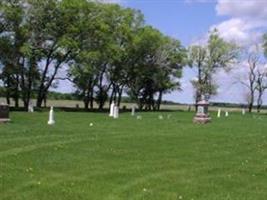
[
  {"left": 1, "top": 97, "right": 266, "bottom": 113},
  {"left": 1, "top": 111, "right": 267, "bottom": 200}
]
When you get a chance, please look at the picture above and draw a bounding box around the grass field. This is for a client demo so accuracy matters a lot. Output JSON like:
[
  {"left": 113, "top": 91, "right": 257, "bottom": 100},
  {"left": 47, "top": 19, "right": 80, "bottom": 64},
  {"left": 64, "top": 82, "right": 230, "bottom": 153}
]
[{"left": 1, "top": 111, "right": 267, "bottom": 200}]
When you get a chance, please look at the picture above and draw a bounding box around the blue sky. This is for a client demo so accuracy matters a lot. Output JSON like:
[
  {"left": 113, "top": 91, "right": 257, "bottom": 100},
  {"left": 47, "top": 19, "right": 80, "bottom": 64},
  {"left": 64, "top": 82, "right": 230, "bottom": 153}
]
[
  {"left": 58, "top": 0, "right": 267, "bottom": 104},
  {"left": 125, "top": 1, "right": 221, "bottom": 46}
]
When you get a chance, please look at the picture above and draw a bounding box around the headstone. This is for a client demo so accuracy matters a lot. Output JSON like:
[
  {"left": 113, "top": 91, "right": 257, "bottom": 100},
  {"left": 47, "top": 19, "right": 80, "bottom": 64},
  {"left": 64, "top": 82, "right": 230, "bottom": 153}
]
[
  {"left": 109, "top": 101, "right": 115, "bottom": 117},
  {"left": 113, "top": 106, "right": 119, "bottom": 119},
  {"left": 225, "top": 111, "right": 229, "bottom": 117},
  {"left": 48, "top": 106, "right": 55, "bottom": 125},
  {"left": 0, "top": 103, "right": 10, "bottom": 123},
  {"left": 167, "top": 114, "right": 172, "bottom": 119},
  {"left": 136, "top": 115, "right": 142, "bottom": 120},
  {"left": 242, "top": 108, "right": 246, "bottom": 115},
  {"left": 131, "top": 105, "right": 136, "bottom": 116},
  {"left": 193, "top": 98, "right": 211, "bottom": 124},
  {"left": 28, "top": 101, "right": 34, "bottom": 113},
  {"left": 217, "top": 108, "right": 221, "bottom": 118}
]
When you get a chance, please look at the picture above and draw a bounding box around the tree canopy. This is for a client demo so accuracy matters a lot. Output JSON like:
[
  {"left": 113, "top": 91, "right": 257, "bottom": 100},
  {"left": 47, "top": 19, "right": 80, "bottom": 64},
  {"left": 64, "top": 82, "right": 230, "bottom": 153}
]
[{"left": 0, "top": 0, "right": 186, "bottom": 110}]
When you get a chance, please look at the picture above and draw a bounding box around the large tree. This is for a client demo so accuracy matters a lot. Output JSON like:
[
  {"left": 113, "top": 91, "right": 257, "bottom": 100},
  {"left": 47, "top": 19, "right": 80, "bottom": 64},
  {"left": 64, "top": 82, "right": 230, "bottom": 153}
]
[
  {"left": 127, "top": 26, "right": 186, "bottom": 110},
  {"left": 188, "top": 29, "right": 239, "bottom": 105},
  {"left": 0, "top": 0, "right": 33, "bottom": 108}
]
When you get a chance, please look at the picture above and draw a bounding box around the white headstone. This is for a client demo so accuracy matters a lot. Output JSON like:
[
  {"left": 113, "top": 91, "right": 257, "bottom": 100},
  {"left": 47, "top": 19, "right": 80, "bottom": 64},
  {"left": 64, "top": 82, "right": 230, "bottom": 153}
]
[
  {"left": 217, "top": 108, "right": 221, "bottom": 118},
  {"left": 28, "top": 101, "right": 34, "bottom": 112},
  {"left": 242, "top": 108, "right": 246, "bottom": 115},
  {"left": 225, "top": 111, "right": 229, "bottom": 117},
  {"left": 131, "top": 105, "right": 136, "bottom": 116},
  {"left": 113, "top": 106, "right": 119, "bottom": 119},
  {"left": 109, "top": 102, "right": 115, "bottom": 117},
  {"left": 48, "top": 107, "right": 55, "bottom": 125},
  {"left": 28, "top": 105, "right": 34, "bottom": 113}
]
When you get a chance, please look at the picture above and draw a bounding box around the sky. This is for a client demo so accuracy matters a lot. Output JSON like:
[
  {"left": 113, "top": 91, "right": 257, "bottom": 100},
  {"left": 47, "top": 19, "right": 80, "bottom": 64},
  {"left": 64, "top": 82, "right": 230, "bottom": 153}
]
[{"left": 57, "top": 0, "right": 267, "bottom": 104}]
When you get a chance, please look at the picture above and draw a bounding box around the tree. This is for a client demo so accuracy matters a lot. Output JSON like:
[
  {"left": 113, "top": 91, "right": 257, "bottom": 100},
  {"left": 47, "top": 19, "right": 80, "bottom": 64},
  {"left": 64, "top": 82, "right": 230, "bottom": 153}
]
[
  {"left": 238, "top": 46, "right": 266, "bottom": 113},
  {"left": 153, "top": 37, "right": 186, "bottom": 110},
  {"left": 255, "top": 67, "right": 267, "bottom": 112},
  {"left": 127, "top": 26, "right": 186, "bottom": 110},
  {"left": 264, "top": 33, "right": 267, "bottom": 57},
  {"left": 0, "top": 0, "right": 32, "bottom": 108},
  {"left": 69, "top": 3, "right": 144, "bottom": 110},
  {"left": 188, "top": 29, "right": 239, "bottom": 107}
]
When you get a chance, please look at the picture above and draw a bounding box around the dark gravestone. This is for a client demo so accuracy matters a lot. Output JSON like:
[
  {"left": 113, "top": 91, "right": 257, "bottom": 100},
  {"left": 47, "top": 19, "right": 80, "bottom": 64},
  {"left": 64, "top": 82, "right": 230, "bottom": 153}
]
[{"left": 0, "top": 104, "right": 10, "bottom": 123}]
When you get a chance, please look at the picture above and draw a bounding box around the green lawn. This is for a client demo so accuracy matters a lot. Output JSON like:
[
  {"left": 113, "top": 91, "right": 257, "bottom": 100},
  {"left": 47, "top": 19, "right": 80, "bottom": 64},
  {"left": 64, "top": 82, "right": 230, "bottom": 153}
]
[{"left": 0, "top": 111, "right": 267, "bottom": 200}]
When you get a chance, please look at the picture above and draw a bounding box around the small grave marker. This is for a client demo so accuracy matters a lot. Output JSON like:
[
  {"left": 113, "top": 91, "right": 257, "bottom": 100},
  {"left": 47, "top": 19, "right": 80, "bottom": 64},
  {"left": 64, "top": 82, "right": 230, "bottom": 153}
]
[
  {"left": 48, "top": 107, "right": 55, "bottom": 125},
  {"left": 217, "top": 108, "right": 221, "bottom": 118},
  {"left": 0, "top": 103, "right": 10, "bottom": 123},
  {"left": 109, "top": 101, "right": 115, "bottom": 117},
  {"left": 113, "top": 106, "right": 119, "bottom": 119}
]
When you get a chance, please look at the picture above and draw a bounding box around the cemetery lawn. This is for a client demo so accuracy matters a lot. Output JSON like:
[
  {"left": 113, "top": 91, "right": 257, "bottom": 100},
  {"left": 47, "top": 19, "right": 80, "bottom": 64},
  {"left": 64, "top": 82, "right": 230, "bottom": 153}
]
[{"left": 1, "top": 111, "right": 267, "bottom": 200}]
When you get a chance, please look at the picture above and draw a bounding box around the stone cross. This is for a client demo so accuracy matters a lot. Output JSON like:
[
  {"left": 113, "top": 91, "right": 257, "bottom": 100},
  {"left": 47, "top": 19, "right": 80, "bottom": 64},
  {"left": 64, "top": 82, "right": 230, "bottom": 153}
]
[{"left": 48, "top": 107, "right": 55, "bottom": 125}]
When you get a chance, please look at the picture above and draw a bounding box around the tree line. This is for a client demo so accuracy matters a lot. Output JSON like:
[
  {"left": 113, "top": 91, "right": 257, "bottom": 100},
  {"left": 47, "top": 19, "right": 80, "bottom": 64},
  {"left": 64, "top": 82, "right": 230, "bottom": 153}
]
[
  {"left": 0, "top": 0, "right": 267, "bottom": 112},
  {"left": 0, "top": 0, "right": 187, "bottom": 111}
]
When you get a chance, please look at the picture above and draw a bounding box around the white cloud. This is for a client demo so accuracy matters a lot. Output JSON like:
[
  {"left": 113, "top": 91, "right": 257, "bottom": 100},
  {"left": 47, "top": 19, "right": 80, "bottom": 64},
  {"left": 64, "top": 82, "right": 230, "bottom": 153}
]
[
  {"left": 212, "top": 0, "right": 267, "bottom": 46},
  {"left": 216, "top": 0, "right": 267, "bottom": 20},
  {"left": 210, "top": 18, "right": 265, "bottom": 46}
]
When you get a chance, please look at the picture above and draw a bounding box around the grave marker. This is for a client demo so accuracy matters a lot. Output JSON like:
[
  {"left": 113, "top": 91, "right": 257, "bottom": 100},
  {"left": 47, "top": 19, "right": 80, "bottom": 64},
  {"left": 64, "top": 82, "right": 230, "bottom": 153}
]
[
  {"left": 0, "top": 103, "right": 10, "bottom": 123},
  {"left": 48, "top": 107, "right": 55, "bottom": 125},
  {"left": 217, "top": 109, "right": 221, "bottom": 118},
  {"left": 131, "top": 105, "right": 136, "bottom": 116},
  {"left": 113, "top": 106, "right": 119, "bottom": 119},
  {"left": 109, "top": 101, "right": 115, "bottom": 117}
]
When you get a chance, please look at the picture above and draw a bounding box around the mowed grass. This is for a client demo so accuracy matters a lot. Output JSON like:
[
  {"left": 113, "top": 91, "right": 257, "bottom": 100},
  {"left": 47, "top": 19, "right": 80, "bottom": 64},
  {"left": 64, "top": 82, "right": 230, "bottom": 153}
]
[{"left": 0, "top": 111, "right": 267, "bottom": 200}]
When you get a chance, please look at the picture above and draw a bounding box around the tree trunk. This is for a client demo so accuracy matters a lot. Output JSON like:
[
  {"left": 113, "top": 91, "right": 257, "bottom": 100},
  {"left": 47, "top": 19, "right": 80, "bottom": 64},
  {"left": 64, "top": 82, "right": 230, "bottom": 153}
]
[
  {"left": 157, "top": 90, "right": 163, "bottom": 111},
  {"left": 248, "top": 102, "right": 253, "bottom": 113},
  {"left": 257, "top": 92, "right": 263, "bottom": 113},
  {"left": 5, "top": 75, "right": 11, "bottom": 105},
  {"left": 117, "top": 86, "right": 124, "bottom": 107},
  {"left": 248, "top": 89, "right": 254, "bottom": 113},
  {"left": 90, "top": 89, "right": 94, "bottom": 110},
  {"left": 36, "top": 93, "right": 43, "bottom": 108},
  {"left": 109, "top": 86, "right": 115, "bottom": 107},
  {"left": 84, "top": 99, "right": 89, "bottom": 110},
  {"left": 84, "top": 89, "right": 90, "bottom": 110}
]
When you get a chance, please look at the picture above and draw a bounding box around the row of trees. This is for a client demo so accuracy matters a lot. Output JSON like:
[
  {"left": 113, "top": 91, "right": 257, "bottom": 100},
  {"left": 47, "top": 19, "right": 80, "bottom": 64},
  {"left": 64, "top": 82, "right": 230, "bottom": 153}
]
[
  {"left": 0, "top": 0, "right": 266, "bottom": 112},
  {"left": 0, "top": 0, "right": 187, "bottom": 110}
]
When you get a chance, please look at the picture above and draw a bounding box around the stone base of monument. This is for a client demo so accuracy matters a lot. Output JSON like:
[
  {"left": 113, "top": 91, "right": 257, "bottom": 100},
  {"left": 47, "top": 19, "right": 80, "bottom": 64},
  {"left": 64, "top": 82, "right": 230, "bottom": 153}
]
[
  {"left": 0, "top": 104, "right": 10, "bottom": 123},
  {"left": 193, "top": 113, "right": 211, "bottom": 124}
]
